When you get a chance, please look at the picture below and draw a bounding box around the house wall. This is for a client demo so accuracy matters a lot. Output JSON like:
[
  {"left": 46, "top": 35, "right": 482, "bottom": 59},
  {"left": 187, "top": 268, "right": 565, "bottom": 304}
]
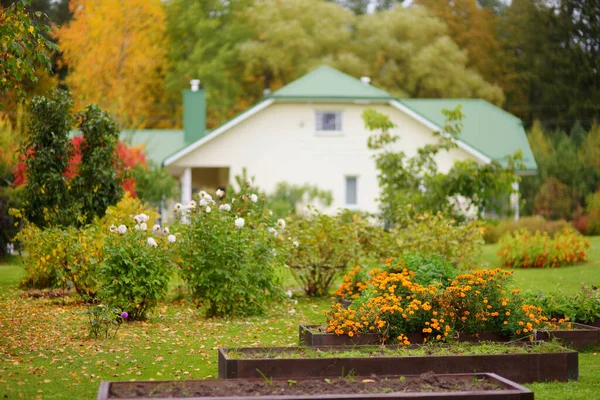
[{"left": 171, "top": 102, "right": 480, "bottom": 214}]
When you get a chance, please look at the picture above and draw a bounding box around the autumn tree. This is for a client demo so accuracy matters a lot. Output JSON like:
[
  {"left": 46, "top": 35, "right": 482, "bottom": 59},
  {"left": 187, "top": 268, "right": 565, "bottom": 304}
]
[
  {"left": 0, "top": 0, "right": 56, "bottom": 106},
  {"left": 414, "top": 0, "right": 504, "bottom": 86},
  {"left": 56, "top": 0, "right": 169, "bottom": 128},
  {"left": 333, "top": 6, "right": 504, "bottom": 104}
]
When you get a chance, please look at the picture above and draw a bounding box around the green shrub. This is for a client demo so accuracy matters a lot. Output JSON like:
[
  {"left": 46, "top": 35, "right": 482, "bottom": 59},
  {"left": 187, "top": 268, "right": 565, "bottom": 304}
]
[
  {"left": 393, "top": 253, "right": 458, "bottom": 288},
  {"left": 286, "top": 209, "right": 360, "bottom": 297},
  {"left": 175, "top": 187, "right": 284, "bottom": 317},
  {"left": 98, "top": 213, "right": 173, "bottom": 320},
  {"left": 497, "top": 229, "right": 589, "bottom": 268},
  {"left": 265, "top": 182, "right": 333, "bottom": 218},
  {"left": 584, "top": 192, "right": 600, "bottom": 235},
  {"left": 16, "top": 223, "right": 61, "bottom": 289},
  {"left": 483, "top": 216, "right": 572, "bottom": 244},
  {"left": 523, "top": 285, "right": 600, "bottom": 324},
  {"left": 391, "top": 212, "right": 484, "bottom": 268},
  {"left": 534, "top": 177, "right": 573, "bottom": 220}
]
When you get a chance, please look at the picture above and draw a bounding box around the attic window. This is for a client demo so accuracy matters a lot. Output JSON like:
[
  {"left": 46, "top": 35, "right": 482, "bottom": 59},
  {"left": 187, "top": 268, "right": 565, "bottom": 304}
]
[{"left": 316, "top": 111, "right": 342, "bottom": 132}]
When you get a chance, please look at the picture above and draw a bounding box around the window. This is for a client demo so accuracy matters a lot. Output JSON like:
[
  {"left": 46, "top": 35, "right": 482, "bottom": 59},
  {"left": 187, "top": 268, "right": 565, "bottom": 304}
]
[
  {"left": 316, "top": 111, "right": 342, "bottom": 132},
  {"left": 345, "top": 176, "right": 358, "bottom": 206}
]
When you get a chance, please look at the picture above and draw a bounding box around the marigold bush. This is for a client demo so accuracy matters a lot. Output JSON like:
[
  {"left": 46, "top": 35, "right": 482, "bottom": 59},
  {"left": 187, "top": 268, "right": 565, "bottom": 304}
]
[
  {"left": 327, "top": 260, "right": 567, "bottom": 344},
  {"left": 497, "top": 229, "right": 589, "bottom": 268}
]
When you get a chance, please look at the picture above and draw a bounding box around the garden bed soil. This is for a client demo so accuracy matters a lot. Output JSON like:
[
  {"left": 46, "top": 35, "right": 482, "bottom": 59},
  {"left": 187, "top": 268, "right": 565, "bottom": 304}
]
[
  {"left": 98, "top": 372, "right": 533, "bottom": 400},
  {"left": 218, "top": 343, "right": 578, "bottom": 384},
  {"left": 538, "top": 322, "right": 600, "bottom": 350}
]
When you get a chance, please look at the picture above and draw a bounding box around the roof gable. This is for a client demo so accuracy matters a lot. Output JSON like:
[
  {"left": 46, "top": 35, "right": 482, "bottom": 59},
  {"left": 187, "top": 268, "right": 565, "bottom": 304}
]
[
  {"left": 272, "top": 65, "right": 393, "bottom": 100},
  {"left": 399, "top": 99, "right": 538, "bottom": 171}
]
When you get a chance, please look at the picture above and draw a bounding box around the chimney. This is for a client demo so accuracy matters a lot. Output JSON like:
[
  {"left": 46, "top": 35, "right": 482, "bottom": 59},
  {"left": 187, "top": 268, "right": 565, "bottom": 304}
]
[{"left": 183, "top": 79, "right": 206, "bottom": 144}]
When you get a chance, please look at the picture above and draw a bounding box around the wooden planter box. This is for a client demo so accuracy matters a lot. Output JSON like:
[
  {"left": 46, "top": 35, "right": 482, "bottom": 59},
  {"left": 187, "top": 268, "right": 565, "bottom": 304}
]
[
  {"left": 300, "top": 325, "right": 512, "bottom": 347},
  {"left": 538, "top": 323, "right": 600, "bottom": 350},
  {"left": 218, "top": 344, "right": 578, "bottom": 384},
  {"left": 97, "top": 373, "right": 533, "bottom": 400}
]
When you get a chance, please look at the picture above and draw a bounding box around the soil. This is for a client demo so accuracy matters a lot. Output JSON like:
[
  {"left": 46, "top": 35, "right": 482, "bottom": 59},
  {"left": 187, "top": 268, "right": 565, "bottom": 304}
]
[{"left": 108, "top": 372, "right": 500, "bottom": 398}]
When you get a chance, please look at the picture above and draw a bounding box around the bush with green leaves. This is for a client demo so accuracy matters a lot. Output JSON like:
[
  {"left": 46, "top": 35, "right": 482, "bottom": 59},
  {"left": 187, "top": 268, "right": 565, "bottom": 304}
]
[
  {"left": 522, "top": 284, "right": 600, "bottom": 324},
  {"left": 286, "top": 209, "right": 360, "bottom": 297},
  {"left": 265, "top": 181, "right": 333, "bottom": 218},
  {"left": 393, "top": 253, "right": 458, "bottom": 288},
  {"left": 175, "top": 183, "right": 284, "bottom": 317},
  {"left": 390, "top": 212, "right": 485, "bottom": 268},
  {"left": 98, "top": 213, "right": 174, "bottom": 320}
]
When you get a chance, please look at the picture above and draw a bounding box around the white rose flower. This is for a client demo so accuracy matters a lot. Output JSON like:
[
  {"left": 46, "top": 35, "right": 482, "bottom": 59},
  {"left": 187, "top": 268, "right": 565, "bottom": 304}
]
[
  {"left": 168, "top": 234, "right": 176, "bottom": 243},
  {"left": 199, "top": 198, "right": 208, "bottom": 207},
  {"left": 206, "top": 206, "right": 211, "bottom": 213},
  {"left": 152, "top": 224, "right": 161, "bottom": 233},
  {"left": 163, "top": 227, "right": 169, "bottom": 234},
  {"left": 109, "top": 224, "right": 117, "bottom": 233},
  {"left": 277, "top": 219, "right": 286, "bottom": 229},
  {"left": 117, "top": 225, "right": 127, "bottom": 234},
  {"left": 268, "top": 210, "right": 273, "bottom": 217},
  {"left": 188, "top": 200, "right": 197, "bottom": 208},
  {"left": 147, "top": 237, "right": 158, "bottom": 247},
  {"left": 198, "top": 190, "right": 208, "bottom": 198},
  {"left": 134, "top": 214, "right": 142, "bottom": 224},
  {"left": 246, "top": 178, "right": 253, "bottom": 188},
  {"left": 293, "top": 240, "right": 299, "bottom": 248},
  {"left": 286, "top": 289, "right": 293, "bottom": 298},
  {"left": 204, "top": 194, "right": 213, "bottom": 201},
  {"left": 231, "top": 198, "right": 236, "bottom": 203},
  {"left": 250, "top": 193, "right": 258, "bottom": 203},
  {"left": 268, "top": 227, "right": 277, "bottom": 237},
  {"left": 219, "top": 204, "right": 231, "bottom": 212},
  {"left": 234, "top": 217, "right": 245, "bottom": 228},
  {"left": 134, "top": 224, "right": 140, "bottom": 230},
  {"left": 216, "top": 189, "right": 225, "bottom": 198},
  {"left": 174, "top": 203, "right": 183, "bottom": 212},
  {"left": 139, "top": 222, "right": 148, "bottom": 231}
]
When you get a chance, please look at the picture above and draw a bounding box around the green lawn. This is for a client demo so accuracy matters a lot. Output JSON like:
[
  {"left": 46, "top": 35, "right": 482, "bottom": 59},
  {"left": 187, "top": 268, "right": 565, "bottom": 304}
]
[
  {"left": 482, "top": 236, "right": 600, "bottom": 295},
  {"left": 1, "top": 241, "right": 599, "bottom": 399}
]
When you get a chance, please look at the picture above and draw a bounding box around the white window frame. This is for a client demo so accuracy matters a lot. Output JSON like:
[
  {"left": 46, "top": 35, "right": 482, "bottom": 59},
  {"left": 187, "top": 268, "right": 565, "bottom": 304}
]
[
  {"left": 315, "top": 111, "right": 343, "bottom": 135},
  {"left": 345, "top": 175, "right": 358, "bottom": 208}
]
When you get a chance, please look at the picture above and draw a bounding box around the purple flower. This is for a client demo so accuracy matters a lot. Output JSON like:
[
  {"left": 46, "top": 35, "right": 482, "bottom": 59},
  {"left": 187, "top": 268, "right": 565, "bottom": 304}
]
[{"left": 121, "top": 311, "right": 128, "bottom": 319}]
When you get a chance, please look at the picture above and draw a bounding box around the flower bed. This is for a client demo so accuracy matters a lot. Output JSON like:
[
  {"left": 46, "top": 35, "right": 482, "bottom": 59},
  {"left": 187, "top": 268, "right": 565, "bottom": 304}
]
[
  {"left": 98, "top": 373, "right": 533, "bottom": 400},
  {"left": 537, "top": 322, "right": 600, "bottom": 350},
  {"left": 218, "top": 342, "right": 578, "bottom": 384}
]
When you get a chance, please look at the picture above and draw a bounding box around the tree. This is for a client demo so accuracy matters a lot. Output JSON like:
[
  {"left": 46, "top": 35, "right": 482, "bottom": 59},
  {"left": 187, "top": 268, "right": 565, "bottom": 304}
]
[
  {"left": 0, "top": 0, "right": 57, "bottom": 106},
  {"left": 415, "top": 0, "right": 505, "bottom": 86},
  {"left": 56, "top": 0, "right": 169, "bottom": 128},
  {"left": 501, "top": 0, "right": 600, "bottom": 130},
  {"left": 165, "top": 0, "right": 254, "bottom": 128},
  {"left": 21, "top": 89, "right": 78, "bottom": 228},
  {"left": 73, "top": 104, "right": 123, "bottom": 224},
  {"left": 327, "top": 0, "right": 404, "bottom": 15},
  {"left": 333, "top": 7, "right": 504, "bottom": 104},
  {"left": 132, "top": 162, "right": 179, "bottom": 206}
]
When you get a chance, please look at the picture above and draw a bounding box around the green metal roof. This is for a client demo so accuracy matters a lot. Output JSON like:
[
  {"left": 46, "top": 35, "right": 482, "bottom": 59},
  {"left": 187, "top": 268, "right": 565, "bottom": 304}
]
[
  {"left": 119, "top": 129, "right": 185, "bottom": 165},
  {"left": 272, "top": 65, "right": 393, "bottom": 100},
  {"left": 399, "top": 99, "right": 538, "bottom": 171}
]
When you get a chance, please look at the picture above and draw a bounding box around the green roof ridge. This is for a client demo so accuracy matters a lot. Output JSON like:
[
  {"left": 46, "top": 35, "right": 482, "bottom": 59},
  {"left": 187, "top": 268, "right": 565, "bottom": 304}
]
[{"left": 272, "top": 65, "right": 393, "bottom": 100}]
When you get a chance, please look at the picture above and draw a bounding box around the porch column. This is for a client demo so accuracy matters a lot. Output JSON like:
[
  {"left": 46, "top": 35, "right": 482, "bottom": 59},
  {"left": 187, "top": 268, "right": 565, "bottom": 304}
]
[
  {"left": 180, "top": 167, "right": 192, "bottom": 205},
  {"left": 510, "top": 181, "right": 520, "bottom": 221}
]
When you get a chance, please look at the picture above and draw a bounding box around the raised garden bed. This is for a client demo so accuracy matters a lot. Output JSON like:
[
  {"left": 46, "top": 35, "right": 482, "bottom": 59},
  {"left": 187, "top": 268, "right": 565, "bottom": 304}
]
[
  {"left": 300, "top": 325, "right": 514, "bottom": 346},
  {"left": 218, "top": 342, "right": 578, "bottom": 384},
  {"left": 98, "top": 372, "right": 533, "bottom": 399},
  {"left": 537, "top": 322, "right": 600, "bottom": 350}
]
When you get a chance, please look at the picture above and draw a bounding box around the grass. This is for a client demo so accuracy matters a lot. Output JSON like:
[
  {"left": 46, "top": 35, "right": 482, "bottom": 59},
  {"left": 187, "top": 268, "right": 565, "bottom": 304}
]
[{"left": 0, "top": 239, "right": 599, "bottom": 399}]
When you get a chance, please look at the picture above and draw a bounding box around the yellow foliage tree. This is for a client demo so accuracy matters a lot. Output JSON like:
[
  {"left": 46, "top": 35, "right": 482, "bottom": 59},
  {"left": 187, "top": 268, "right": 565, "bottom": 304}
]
[{"left": 56, "top": 0, "right": 170, "bottom": 128}]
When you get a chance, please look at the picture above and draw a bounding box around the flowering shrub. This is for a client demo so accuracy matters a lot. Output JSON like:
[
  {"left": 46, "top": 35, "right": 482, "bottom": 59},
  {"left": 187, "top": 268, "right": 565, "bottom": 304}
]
[
  {"left": 391, "top": 212, "right": 485, "bottom": 268},
  {"left": 175, "top": 183, "right": 285, "bottom": 317},
  {"left": 327, "top": 262, "right": 566, "bottom": 344},
  {"left": 483, "top": 216, "right": 572, "bottom": 244},
  {"left": 98, "top": 213, "right": 173, "bottom": 320},
  {"left": 286, "top": 209, "right": 360, "bottom": 297},
  {"left": 497, "top": 229, "right": 589, "bottom": 268}
]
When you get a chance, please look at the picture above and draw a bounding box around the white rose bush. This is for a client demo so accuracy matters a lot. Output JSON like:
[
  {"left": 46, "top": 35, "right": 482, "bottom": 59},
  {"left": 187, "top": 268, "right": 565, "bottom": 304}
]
[
  {"left": 98, "top": 213, "right": 175, "bottom": 321},
  {"left": 175, "top": 179, "right": 286, "bottom": 317}
]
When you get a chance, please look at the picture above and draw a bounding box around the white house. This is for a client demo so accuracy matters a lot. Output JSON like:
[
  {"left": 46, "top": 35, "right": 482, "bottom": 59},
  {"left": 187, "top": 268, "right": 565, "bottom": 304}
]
[{"left": 157, "top": 66, "right": 536, "bottom": 215}]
